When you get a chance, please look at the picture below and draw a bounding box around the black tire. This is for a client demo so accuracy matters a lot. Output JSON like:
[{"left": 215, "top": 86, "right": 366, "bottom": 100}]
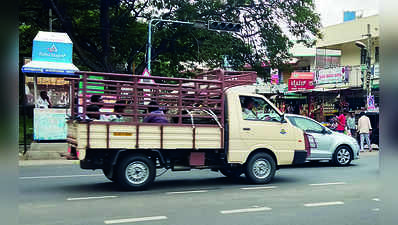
[
  {"left": 332, "top": 146, "right": 353, "bottom": 166},
  {"left": 245, "top": 152, "right": 276, "bottom": 184},
  {"left": 220, "top": 167, "right": 243, "bottom": 179},
  {"left": 115, "top": 154, "right": 156, "bottom": 191},
  {"left": 102, "top": 168, "right": 115, "bottom": 182}
]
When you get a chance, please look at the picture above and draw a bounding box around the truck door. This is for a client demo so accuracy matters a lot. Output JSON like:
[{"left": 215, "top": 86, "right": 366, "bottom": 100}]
[{"left": 238, "top": 96, "right": 296, "bottom": 156}]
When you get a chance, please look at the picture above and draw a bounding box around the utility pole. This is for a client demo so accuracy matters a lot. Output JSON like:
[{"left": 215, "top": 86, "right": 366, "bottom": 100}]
[
  {"left": 366, "top": 24, "right": 372, "bottom": 98},
  {"left": 49, "top": 8, "right": 53, "bottom": 32}
]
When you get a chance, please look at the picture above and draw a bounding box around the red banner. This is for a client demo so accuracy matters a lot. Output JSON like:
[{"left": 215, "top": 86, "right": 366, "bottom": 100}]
[{"left": 288, "top": 79, "right": 315, "bottom": 91}]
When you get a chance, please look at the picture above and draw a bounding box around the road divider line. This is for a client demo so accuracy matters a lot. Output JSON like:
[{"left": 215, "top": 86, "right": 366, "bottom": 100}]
[
  {"left": 220, "top": 207, "right": 272, "bottom": 214},
  {"left": 304, "top": 201, "right": 344, "bottom": 207},
  {"left": 309, "top": 182, "right": 346, "bottom": 186},
  {"left": 372, "top": 208, "right": 380, "bottom": 212},
  {"left": 104, "top": 216, "right": 167, "bottom": 224},
  {"left": 20, "top": 174, "right": 103, "bottom": 179},
  {"left": 67, "top": 196, "right": 118, "bottom": 201},
  {"left": 166, "top": 190, "right": 208, "bottom": 195},
  {"left": 372, "top": 198, "right": 380, "bottom": 202},
  {"left": 240, "top": 186, "right": 277, "bottom": 190}
]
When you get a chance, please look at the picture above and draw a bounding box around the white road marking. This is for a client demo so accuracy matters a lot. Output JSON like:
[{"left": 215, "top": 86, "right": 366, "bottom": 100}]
[
  {"left": 240, "top": 186, "right": 277, "bottom": 190},
  {"left": 104, "top": 216, "right": 168, "bottom": 224},
  {"left": 20, "top": 174, "right": 103, "bottom": 179},
  {"left": 67, "top": 196, "right": 118, "bottom": 201},
  {"left": 372, "top": 198, "right": 380, "bottom": 202},
  {"left": 372, "top": 208, "right": 380, "bottom": 212},
  {"left": 166, "top": 190, "right": 208, "bottom": 195},
  {"left": 304, "top": 201, "right": 344, "bottom": 207},
  {"left": 220, "top": 207, "right": 272, "bottom": 214},
  {"left": 309, "top": 182, "right": 346, "bottom": 186}
]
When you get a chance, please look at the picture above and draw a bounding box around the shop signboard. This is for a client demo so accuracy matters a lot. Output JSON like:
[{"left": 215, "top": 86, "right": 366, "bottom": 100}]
[
  {"left": 315, "top": 67, "right": 348, "bottom": 84},
  {"left": 288, "top": 79, "right": 315, "bottom": 91},
  {"left": 34, "top": 108, "right": 70, "bottom": 140}
]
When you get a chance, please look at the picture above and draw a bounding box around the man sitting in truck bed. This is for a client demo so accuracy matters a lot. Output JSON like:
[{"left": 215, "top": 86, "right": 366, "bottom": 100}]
[{"left": 143, "top": 101, "right": 169, "bottom": 123}]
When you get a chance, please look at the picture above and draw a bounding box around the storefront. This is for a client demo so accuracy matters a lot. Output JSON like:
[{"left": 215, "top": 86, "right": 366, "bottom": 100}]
[{"left": 22, "top": 31, "right": 79, "bottom": 142}]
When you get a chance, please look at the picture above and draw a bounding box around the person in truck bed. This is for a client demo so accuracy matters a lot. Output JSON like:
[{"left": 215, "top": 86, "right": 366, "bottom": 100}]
[
  {"left": 143, "top": 101, "right": 169, "bottom": 123},
  {"left": 109, "top": 100, "right": 129, "bottom": 122}
]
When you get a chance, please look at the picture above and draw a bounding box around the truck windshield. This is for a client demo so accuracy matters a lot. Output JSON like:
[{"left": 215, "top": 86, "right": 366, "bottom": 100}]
[{"left": 239, "top": 96, "right": 281, "bottom": 122}]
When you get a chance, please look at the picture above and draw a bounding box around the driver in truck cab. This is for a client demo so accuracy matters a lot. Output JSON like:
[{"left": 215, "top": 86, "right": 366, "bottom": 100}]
[{"left": 242, "top": 97, "right": 257, "bottom": 120}]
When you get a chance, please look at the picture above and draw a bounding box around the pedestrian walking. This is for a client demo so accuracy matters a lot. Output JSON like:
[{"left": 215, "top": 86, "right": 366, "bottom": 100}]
[
  {"left": 336, "top": 109, "right": 347, "bottom": 133},
  {"left": 357, "top": 111, "right": 372, "bottom": 152},
  {"left": 347, "top": 112, "right": 356, "bottom": 138}
]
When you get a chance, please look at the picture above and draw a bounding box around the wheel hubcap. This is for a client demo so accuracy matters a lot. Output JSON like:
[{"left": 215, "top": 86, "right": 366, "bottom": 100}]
[
  {"left": 252, "top": 158, "right": 271, "bottom": 179},
  {"left": 337, "top": 148, "right": 351, "bottom": 165},
  {"left": 125, "top": 161, "right": 149, "bottom": 185}
]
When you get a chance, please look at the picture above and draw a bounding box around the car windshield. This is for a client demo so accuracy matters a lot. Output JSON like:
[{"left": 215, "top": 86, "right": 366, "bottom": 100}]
[{"left": 287, "top": 116, "right": 324, "bottom": 133}]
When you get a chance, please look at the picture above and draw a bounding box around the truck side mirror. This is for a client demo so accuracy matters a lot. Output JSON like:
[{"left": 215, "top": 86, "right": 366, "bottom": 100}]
[{"left": 280, "top": 114, "right": 287, "bottom": 123}]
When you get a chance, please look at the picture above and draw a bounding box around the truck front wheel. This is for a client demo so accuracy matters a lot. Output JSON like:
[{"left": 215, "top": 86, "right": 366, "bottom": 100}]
[
  {"left": 245, "top": 152, "right": 276, "bottom": 184},
  {"left": 116, "top": 154, "right": 156, "bottom": 191}
]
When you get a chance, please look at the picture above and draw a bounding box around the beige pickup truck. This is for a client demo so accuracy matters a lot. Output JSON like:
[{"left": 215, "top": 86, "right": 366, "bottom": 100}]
[{"left": 67, "top": 70, "right": 310, "bottom": 190}]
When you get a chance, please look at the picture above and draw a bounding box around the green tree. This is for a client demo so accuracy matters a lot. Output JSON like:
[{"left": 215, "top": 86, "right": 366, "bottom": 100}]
[{"left": 19, "top": 0, "right": 321, "bottom": 77}]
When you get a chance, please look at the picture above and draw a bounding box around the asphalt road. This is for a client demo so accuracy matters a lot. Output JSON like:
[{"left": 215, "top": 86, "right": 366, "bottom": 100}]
[{"left": 19, "top": 152, "right": 379, "bottom": 225}]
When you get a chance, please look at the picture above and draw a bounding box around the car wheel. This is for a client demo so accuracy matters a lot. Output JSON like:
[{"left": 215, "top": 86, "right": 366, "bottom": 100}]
[
  {"left": 333, "top": 146, "right": 353, "bottom": 166},
  {"left": 116, "top": 154, "right": 156, "bottom": 191},
  {"left": 245, "top": 152, "right": 276, "bottom": 184}
]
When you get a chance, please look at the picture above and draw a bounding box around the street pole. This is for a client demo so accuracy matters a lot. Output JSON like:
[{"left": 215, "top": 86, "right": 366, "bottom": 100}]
[
  {"left": 49, "top": 9, "right": 53, "bottom": 32},
  {"left": 366, "top": 24, "right": 372, "bottom": 98},
  {"left": 146, "top": 19, "right": 195, "bottom": 73},
  {"left": 147, "top": 19, "right": 153, "bottom": 72}
]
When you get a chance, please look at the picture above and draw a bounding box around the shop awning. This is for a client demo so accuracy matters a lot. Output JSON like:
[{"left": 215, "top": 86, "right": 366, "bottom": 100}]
[{"left": 21, "top": 31, "right": 79, "bottom": 77}]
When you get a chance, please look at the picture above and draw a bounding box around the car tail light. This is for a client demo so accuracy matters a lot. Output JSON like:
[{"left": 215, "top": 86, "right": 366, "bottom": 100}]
[{"left": 303, "top": 132, "right": 311, "bottom": 157}]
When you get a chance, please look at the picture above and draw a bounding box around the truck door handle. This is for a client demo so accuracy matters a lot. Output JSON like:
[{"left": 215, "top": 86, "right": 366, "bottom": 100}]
[{"left": 243, "top": 128, "right": 251, "bottom": 131}]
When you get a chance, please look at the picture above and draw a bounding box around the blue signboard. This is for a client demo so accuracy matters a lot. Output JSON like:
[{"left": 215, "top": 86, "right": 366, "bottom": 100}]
[
  {"left": 32, "top": 41, "right": 73, "bottom": 63},
  {"left": 22, "top": 31, "right": 79, "bottom": 76}
]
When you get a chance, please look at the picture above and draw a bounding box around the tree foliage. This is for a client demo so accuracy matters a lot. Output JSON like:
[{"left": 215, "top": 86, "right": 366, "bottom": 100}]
[{"left": 19, "top": 0, "right": 321, "bottom": 77}]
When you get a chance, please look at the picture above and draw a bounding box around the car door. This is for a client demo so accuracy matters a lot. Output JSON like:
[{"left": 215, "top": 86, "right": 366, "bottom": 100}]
[{"left": 287, "top": 116, "right": 332, "bottom": 159}]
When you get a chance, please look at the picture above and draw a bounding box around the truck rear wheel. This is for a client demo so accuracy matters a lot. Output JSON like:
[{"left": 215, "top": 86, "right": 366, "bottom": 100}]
[
  {"left": 116, "top": 154, "right": 156, "bottom": 191},
  {"left": 245, "top": 152, "right": 276, "bottom": 184}
]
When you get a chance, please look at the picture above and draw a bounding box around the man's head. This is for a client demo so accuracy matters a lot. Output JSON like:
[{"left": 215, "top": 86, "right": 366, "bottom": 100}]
[
  {"left": 114, "top": 100, "right": 127, "bottom": 113},
  {"left": 360, "top": 111, "right": 365, "bottom": 116},
  {"left": 243, "top": 98, "right": 254, "bottom": 110},
  {"left": 90, "top": 95, "right": 102, "bottom": 103},
  {"left": 40, "top": 91, "right": 48, "bottom": 99},
  {"left": 148, "top": 101, "right": 159, "bottom": 113}
]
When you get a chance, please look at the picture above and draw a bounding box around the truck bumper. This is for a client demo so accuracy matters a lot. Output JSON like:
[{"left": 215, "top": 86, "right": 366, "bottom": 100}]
[
  {"left": 292, "top": 150, "right": 307, "bottom": 165},
  {"left": 80, "top": 159, "right": 97, "bottom": 170}
]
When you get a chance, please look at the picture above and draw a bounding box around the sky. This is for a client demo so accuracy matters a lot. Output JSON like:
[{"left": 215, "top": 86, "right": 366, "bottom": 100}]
[{"left": 314, "top": 0, "right": 379, "bottom": 27}]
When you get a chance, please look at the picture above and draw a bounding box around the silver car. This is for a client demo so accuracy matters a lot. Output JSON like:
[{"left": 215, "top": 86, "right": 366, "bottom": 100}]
[{"left": 284, "top": 114, "right": 360, "bottom": 166}]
